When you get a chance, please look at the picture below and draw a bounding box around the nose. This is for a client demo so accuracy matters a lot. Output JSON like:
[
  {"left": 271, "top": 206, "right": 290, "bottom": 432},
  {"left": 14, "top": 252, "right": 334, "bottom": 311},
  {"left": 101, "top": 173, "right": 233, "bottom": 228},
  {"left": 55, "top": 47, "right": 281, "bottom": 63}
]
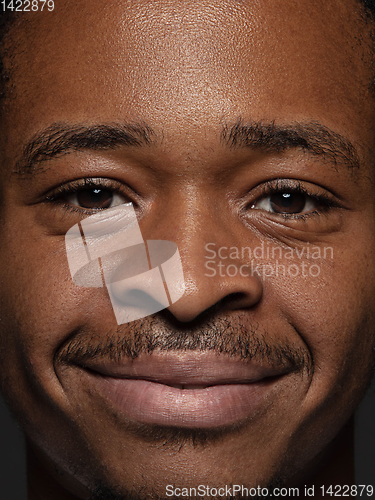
[
  {"left": 143, "top": 205, "right": 264, "bottom": 324},
  {"left": 166, "top": 241, "right": 263, "bottom": 323}
]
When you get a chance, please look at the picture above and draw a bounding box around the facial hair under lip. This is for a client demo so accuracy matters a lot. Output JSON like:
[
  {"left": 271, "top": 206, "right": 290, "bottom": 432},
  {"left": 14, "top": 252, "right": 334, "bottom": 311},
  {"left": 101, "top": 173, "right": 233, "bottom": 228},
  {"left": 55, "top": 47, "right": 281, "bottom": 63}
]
[{"left": 52, "top": 311, "right": 313, "bottom": 490}]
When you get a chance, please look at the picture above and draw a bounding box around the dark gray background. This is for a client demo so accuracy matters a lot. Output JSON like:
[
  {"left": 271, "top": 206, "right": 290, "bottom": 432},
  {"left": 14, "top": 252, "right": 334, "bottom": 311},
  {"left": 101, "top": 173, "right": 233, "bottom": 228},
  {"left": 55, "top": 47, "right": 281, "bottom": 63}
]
[{"left": 0, "top": 378, "right": 374, "bottom": 500}]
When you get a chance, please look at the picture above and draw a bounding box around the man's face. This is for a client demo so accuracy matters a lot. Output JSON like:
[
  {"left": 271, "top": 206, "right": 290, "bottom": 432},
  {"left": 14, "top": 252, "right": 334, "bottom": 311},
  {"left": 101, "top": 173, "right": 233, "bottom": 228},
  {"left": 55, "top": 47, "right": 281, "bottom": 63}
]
[{"left": 1, "top": 0, "right": 375, "bottom": 498}]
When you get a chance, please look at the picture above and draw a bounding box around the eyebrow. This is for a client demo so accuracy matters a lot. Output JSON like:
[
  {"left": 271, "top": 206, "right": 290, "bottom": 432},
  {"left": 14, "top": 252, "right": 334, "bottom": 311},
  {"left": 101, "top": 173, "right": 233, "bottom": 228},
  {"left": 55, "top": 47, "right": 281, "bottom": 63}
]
[
  {"left": 221, "top": 119, "right": 360, "bottom": 171},
  {"left": 14, "top": 118, "right": 360, "bottom": 176},
  {"left": 14, "top": 122, "right": 156, "bottom": 175}
]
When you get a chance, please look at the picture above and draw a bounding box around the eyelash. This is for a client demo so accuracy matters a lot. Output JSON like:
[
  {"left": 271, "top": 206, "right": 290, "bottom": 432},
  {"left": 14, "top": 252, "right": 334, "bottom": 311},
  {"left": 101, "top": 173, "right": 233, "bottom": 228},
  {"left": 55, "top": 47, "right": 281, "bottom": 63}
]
[
  {"left": 250, "top": 179, "right": 336, "bottom": 219},
  {"left": 45, "top": 178, "right": 130, "bottom": 215},
  {"left": 45, "top": 177, "right": 337, "bottom": 222}
]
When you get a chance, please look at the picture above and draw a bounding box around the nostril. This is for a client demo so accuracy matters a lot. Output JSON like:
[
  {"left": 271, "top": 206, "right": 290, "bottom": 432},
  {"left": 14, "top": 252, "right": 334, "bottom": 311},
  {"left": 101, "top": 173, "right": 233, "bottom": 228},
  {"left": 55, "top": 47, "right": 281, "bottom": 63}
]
[{"left": 208, "top": 292, "right": 261, "bottom": 315}]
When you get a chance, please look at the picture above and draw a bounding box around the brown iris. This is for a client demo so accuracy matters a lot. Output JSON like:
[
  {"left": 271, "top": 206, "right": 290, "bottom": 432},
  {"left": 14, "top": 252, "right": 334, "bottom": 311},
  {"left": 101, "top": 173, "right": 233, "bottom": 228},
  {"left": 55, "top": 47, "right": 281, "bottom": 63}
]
[
  {"left": 76, "top": 188, "right": 113, "bottom": 209},
  {"left": 270, "top": 192, "right": 306, "bottom": 214}
]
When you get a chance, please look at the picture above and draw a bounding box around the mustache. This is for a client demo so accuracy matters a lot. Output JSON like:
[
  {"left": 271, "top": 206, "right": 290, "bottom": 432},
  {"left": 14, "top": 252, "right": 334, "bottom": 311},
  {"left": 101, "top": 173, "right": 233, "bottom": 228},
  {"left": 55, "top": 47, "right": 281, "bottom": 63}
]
[{"left": 56, "top": 313, "right": 313, "bottom": 375}]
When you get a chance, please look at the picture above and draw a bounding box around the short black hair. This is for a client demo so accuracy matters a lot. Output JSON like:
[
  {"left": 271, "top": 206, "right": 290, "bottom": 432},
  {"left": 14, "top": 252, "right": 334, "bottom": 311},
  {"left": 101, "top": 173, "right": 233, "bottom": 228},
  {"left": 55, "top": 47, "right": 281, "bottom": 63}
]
[
  {"left": 362, "top": 0, "right": 375, "bottom": 15},
  {"left": 0, "top": 9, "right": 16, "bottom": 103}
]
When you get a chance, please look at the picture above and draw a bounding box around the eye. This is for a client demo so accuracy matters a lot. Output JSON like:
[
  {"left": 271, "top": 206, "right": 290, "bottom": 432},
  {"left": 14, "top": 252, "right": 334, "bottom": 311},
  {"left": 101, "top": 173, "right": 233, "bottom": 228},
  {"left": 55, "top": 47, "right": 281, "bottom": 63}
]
[
  {"left": 253, "top": 191, "right": 317, "bottom": 215},
  {"left": 46, "top": 178, "right": 132, "bottom": 212},
  {"left": 66, "top": 187, "right": 125, "bottom": 210},
  {"left": 249, "top": 179, "right": 335, "bottom": 218}
]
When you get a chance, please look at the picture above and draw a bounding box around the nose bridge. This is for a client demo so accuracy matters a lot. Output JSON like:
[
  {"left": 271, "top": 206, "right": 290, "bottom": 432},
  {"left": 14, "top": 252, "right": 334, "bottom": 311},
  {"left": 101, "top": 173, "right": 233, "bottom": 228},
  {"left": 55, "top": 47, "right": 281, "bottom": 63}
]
[
  {"left": 142, "top": 193, "right": 264, "bottom": 322},
  {"left": 144, "top": 189, "right": 235, "bottom": 272}
]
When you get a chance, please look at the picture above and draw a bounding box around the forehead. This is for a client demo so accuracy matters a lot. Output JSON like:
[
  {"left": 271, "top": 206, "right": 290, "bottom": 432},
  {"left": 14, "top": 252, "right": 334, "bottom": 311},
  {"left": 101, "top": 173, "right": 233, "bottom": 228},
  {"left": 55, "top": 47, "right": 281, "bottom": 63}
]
[{"left": 2, "top": 0, "right": 375, "bottom": 161}]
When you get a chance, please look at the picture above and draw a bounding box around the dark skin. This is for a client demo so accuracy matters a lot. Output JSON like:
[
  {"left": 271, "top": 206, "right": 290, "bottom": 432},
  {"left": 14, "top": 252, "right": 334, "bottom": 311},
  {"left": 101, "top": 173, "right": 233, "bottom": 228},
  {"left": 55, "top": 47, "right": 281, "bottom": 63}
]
[{"left": 0, "top": 1, "right": 375, "bottom": 499}]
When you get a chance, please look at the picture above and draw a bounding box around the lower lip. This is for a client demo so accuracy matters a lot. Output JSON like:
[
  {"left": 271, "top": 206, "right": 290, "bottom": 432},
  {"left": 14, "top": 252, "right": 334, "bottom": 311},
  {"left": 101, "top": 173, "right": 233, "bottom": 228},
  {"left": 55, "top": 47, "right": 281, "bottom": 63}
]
[{"left": 82, "top": 372, "right": 278, "bottom": 428}]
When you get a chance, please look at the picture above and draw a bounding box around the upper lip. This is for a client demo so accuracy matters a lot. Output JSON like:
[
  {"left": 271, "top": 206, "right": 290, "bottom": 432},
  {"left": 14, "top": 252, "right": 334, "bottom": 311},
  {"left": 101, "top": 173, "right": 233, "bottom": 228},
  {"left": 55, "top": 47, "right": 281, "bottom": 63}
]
[{"left": 76, "top": 351, "right": 292, "bottom": 387}]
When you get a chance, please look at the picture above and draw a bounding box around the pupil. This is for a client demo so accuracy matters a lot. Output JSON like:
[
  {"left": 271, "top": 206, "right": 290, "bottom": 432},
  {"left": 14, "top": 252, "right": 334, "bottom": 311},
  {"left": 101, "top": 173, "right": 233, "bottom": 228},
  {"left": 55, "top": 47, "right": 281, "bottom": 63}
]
[
  {"left": 270, "top": 192, "right": 305, "bottom": 214},
  {"left": 77, "top": 188, "right": 113, "bottom": 209},
  {"left": 280, "top": 193, "right": 293, "bottom": 207}
]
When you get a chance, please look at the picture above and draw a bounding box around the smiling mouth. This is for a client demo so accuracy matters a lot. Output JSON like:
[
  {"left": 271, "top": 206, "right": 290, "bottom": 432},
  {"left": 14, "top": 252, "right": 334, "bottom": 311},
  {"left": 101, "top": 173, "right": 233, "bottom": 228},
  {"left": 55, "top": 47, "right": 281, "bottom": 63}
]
[
  {"left": 71, "top": 351, "right": 293, "bottom": 428},
  {"left": 168, "top": 384, "right": 209, "bottom": 389}
]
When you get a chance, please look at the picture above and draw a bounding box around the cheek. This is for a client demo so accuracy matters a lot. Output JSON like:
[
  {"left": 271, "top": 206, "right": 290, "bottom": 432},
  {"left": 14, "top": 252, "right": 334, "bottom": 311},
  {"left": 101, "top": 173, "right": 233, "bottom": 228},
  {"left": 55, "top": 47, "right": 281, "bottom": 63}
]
[
  {"left": 0, "top": 217, "right": 114, "bottom": 408},
  {"left": 0, "top": 209, "right": 115, "bottom": 335},
  {"left": 273, "top": 253, "right": 375, "bottom": 400},
  {"left": 0, "top": 233, "right": 76, "bottom": 345}
]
